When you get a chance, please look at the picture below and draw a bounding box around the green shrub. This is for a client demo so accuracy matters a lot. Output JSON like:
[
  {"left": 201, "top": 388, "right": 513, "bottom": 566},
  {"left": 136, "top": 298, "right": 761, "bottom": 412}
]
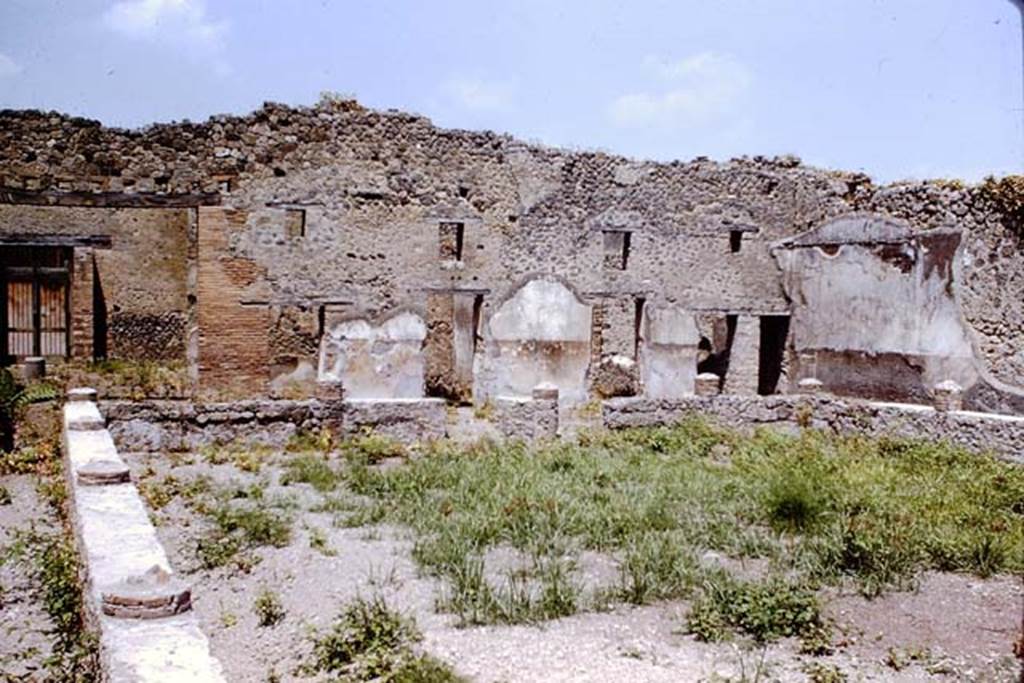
[
  {"left": 343, "top": 432, "right": 407, "bottom": 464},
  {"left": 305, "top": 595, "right": 462, "bottom": 681},
  {"left": 195, "top": 497, "right": 292, "bottom": 569},
  {"left": 686, "top": 576, "right": 828, "bottom": 644}
]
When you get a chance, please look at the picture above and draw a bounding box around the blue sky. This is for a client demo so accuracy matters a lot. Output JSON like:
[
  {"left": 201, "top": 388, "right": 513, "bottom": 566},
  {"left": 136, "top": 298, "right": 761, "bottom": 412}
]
[{"left": 0, "top": 0, "right": 1021, "bottom": 183}]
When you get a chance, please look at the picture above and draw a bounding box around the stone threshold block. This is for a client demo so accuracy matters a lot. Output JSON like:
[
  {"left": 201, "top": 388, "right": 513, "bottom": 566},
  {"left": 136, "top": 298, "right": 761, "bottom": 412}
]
[{"left": 340, "top": 398, "right": 447, "bottom": 442}]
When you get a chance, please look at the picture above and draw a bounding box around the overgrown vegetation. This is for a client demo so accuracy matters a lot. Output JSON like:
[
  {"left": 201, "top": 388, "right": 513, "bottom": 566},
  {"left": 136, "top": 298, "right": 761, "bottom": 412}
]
[
  {"left": 194, "top": 488, "right": 292, "bottom": 570},
  {"left": 685, "top": 575, "right": 827, "bottom": 646},
  {"left": 4, "top": 528, "right": 100, "bottom": 680},
  {"left": 980, "top": 174, "right": 1024, "bottom": 243},
  {"left": 338, "top": 418, "right": 1024, "bottom": 635},
  {"left": 50, "top": 359, "right": 190, "bottom": 400},
  {"left": 1, "top": 413, "right": 99, "bottom": 680},
  {"left": 200, "top": 440, "right": 274, "bottom": 473},
  {"left": 0, "top": 367, "right": 59, "bottom": 451},
  {"left": 303, "top": 595, "right": 462, "bottom": 682}
]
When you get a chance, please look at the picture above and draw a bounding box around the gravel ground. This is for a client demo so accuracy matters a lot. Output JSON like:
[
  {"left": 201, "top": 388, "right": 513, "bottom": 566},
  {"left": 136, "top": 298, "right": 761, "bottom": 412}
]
[
  {"left": 129, "top": 449, "right": 1024, "bottom": 683},
  {"left": 0, "top": 473, "right": 63, "bottom": 679}
]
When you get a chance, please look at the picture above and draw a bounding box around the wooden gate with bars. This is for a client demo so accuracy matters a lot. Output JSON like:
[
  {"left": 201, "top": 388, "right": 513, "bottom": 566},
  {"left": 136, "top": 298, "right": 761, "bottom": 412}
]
[{"left": 0, "top": 246, "right": 71, "bottom": 360}]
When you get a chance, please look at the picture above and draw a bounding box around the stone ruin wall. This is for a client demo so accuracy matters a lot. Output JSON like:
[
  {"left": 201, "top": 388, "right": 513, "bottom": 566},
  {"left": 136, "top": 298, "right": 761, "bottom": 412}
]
[{"left": 1, "top": 99, "right": 1022, "bottom": 404}]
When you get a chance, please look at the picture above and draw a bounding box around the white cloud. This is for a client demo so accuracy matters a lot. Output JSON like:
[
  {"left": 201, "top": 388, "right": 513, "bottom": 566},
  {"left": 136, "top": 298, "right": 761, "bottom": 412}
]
[
  {"left": 0, "top": 53, "right": 22, "bottom": 79},
  {"left": 441, "top": 77, "right": 513, "bottom": 111},
  {"left": 103, "top": 0, "right": 229, "bottom": 74},
  {"left": 608, "top": 52, "right": 751, "bottom": 127}
]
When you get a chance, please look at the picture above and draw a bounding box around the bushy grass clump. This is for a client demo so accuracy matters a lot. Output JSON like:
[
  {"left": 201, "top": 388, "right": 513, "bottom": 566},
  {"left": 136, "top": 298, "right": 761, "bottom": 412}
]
[
  {"left": 195, "top": 488, "right": 292, "bottom": 570},
  {"left": 304, "top": 596, "right": 462, "bottom": 682},
  {"left": 341, "top": 416, "right": 1024, "bottom": 632},
  {"left": 281, "top": 453, "right": 342, "bottom": 492}
]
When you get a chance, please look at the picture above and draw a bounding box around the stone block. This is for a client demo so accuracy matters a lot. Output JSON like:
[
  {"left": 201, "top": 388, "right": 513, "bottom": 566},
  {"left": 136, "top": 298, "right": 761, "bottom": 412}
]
[
  {"left": 933, "top": 379, "right": 963, "bottom": 412},
  {"left": 798, "top": 377, "right": 824, "bottom": 395},
  {"left": 340, "top": 398, "right": 447, "bottom": 442},
  {"left": 68, "top": 387, "right": 99, "bottom": 402},
  {"left": 695, "top": 373, "right": 720, "bottom": 397},
  {"left": 23, "top": 356, "right": 45, "bottom": 380},
  {"left": 64, "top": 400, "right": 105, "bottom": 431},
  {"left": 495, "top": 394, "right": 559, "bottom": 440}
]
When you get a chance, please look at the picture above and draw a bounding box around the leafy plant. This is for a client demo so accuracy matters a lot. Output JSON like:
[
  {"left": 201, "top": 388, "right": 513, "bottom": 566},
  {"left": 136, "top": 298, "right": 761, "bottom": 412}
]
[
  {"left": 686, "top": 576, "right": 828, "bottom": 644},
  {"left": 0, "top": 368, "right": 58, "bottom": 451},
  {"left": 254, "top": 587, "right": 286, "bottom": 627},
  {"left": 305, "top": 595, "right": 461, "bottom": 682}
]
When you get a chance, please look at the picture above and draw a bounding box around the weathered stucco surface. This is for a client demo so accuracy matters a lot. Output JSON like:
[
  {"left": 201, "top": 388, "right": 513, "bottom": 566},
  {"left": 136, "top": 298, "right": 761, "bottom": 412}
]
[
  {"left": 639, "top": 305, "right": 700, "bottom": 399},
  {"left": 773, "top": 214, "right": 1024, "bottom": 411},
  {"left": 319, "top": 311, "right": 427, "bottom": 399},
  {"left": 476, "top": 277, "right": 592, "bottom": 402},
  {"left": 1, "top": 101, "right": 1023, "bottom": 408}
]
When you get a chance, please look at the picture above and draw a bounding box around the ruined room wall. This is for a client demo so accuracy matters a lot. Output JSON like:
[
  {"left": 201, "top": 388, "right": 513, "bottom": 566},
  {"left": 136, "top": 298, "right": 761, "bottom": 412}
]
[
  {"left": 318, "top": 310, "right": 427, "bottom": 399},
  {"left": 857, "top": 183, "right": 1024, "bottom": 391},
  {"left": 476, "top": 277, "right": 592, "bottom": 402},
  {"left": 3, "top": 102, "right": 1024, "bottom": 397},
  {"left": 0, "top": 204, "right": 189, "bottom": 360},
  {"left": 638, "top": 305, "right": 700, "bottom": 399},
  {"left": 773, "top": 216, "right": 978, "bottom": 403}
]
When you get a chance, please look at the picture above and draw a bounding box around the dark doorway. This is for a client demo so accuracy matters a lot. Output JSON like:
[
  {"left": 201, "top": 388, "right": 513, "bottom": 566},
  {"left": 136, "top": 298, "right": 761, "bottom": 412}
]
[
  {"left": 758, "top": 315, "right": 790, "bottom": 395},
  {"left": 697, "top": 314, "right": 737, "bottom": 388},
  {"left": 0, "top": 246, "right": 71, "bottom": 363}
]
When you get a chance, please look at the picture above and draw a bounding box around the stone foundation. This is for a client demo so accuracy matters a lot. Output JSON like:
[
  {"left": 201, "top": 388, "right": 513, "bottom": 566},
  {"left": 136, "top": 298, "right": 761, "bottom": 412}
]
[
  {"left": 103, "top": 397, "right": 448, "bottom": 451},
  {"left": 339, "top": 398, "right": 447, "bottom": 442},
  {"left": 103, "top": 399, "right": 335, "bottom": 452},
  {"left": 602, "top": 395, "right": 1024, "bottom": 462}
]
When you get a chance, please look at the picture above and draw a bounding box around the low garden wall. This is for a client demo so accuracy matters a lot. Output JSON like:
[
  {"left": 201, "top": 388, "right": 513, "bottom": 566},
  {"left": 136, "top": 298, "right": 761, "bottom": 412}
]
[
  {"left": 602, "top": 395, "right": 1024, "bottom": 462},
  {"left": 62, "top": 390, "right": 224, "bottom": 681}
]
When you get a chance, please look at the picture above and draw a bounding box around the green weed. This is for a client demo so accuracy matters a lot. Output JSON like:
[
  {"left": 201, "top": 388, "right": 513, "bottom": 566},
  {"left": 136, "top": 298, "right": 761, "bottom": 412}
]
[
  {"left": 254, "top": 587, "right": 286, "bottom": 627},
  {"left": 305, "top": 595, "right": 462, "bottom": 681}
]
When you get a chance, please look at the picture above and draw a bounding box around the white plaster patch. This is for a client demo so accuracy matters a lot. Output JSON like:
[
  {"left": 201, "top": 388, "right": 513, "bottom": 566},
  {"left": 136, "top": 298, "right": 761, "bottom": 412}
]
[{"left": 319, "top": 311, "right": 427, "bottom": 398}]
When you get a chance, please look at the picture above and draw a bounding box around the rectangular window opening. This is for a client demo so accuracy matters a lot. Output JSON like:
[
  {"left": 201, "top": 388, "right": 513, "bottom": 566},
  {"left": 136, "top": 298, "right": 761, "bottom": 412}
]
[
  {"left": 730, "top": 230, "right": 743, "bottom": 253},
  {"left": 603, "top": 230, "right": 630, "bottom": 270},
  {"left": 439, "top": 222, "right": 465, "bottom": 261},
  {"left": 285, "top": 208, "right": 306, "bottom": 239}
]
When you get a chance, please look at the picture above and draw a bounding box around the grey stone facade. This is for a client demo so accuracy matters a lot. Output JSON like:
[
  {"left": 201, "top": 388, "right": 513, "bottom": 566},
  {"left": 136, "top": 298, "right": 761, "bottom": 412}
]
[{"left": 2, "top": 99, "right": 1023, "bottom": 412}]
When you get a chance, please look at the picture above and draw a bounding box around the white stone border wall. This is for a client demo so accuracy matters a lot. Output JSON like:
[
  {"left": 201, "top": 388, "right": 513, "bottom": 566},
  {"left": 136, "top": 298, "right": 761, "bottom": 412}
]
[
  {"left": 602, "top": 395, "right": 1024, "bottom": 462},
  {"left": 62, "top": 390, "right": 225, "bottom": 682}
]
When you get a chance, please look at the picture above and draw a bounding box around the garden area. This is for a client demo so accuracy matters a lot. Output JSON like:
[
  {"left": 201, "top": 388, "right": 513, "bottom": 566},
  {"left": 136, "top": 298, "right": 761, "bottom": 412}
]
[{"left": 123, "top": 418, "right": 1023, "bottom": 682}]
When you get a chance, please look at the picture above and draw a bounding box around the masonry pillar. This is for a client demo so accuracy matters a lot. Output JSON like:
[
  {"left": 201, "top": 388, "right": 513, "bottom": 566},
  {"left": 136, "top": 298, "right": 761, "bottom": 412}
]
[
  {"left": 723, "top": 315, "right": 759, "bottom": 395},
  {"left": 425, "top": 290, "right": 482, "bottom": 403},
  {"left": 69, "top": 248, "right": 94, "bottom": 359},
  {"left": 196, "top": 207, "right": 271, "bottom": 396}
]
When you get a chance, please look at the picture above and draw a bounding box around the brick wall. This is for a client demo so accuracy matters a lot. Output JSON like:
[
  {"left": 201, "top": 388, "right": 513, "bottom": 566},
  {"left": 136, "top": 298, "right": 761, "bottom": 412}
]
[
  {"left": 197, "top": 207, "right": 270, "bottom": 395},
  {"left": 70, "top": 247, "right": 94, "bottom": 358}
]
